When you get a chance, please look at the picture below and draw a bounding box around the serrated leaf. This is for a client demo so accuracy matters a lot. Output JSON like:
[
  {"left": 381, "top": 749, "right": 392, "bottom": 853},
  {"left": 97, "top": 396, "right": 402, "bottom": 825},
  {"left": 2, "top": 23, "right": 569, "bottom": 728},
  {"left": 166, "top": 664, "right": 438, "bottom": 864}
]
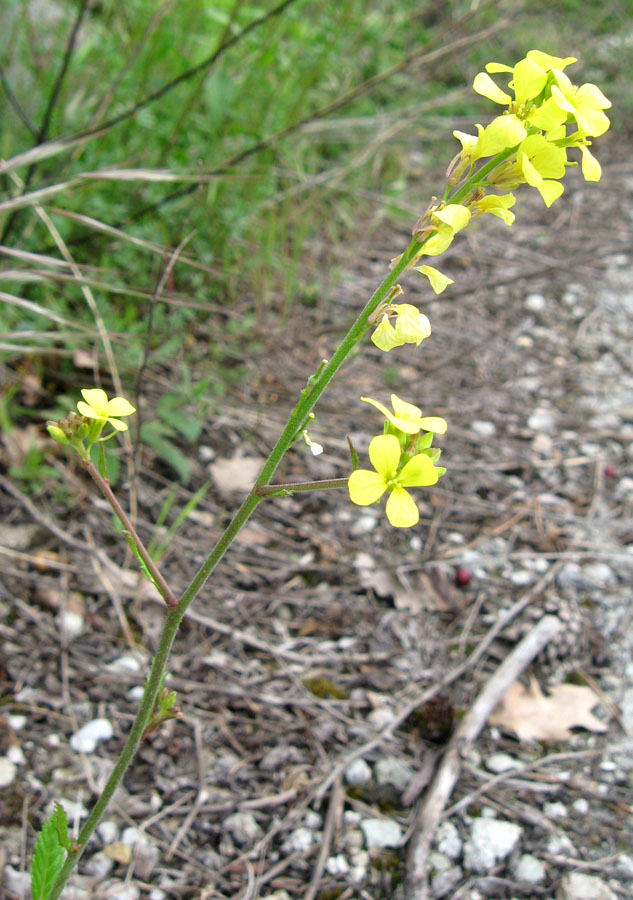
[{"left": 31, "top": 807, "right": 67, "bottom": 900}]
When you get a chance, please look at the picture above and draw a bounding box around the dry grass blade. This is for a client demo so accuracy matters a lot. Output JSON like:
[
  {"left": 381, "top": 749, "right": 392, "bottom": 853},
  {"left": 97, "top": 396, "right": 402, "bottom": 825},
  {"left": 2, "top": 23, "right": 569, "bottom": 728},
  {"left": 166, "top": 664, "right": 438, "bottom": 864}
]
[{"left": 0, "top": 290, "right": 95, "bottom": 331}]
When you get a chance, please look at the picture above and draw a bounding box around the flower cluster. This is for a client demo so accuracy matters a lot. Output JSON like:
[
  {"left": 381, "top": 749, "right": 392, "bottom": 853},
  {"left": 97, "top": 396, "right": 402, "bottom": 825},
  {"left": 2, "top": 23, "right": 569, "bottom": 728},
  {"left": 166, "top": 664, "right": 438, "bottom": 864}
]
[
  {"left": 369, "top": 49, "right": 610, "bottom": 352},
  {"left": 348, "top": 394, "right": 446, "bottom": 528},
  {"left": 48, "top": 388, "right": 136, "bottom": 460}
]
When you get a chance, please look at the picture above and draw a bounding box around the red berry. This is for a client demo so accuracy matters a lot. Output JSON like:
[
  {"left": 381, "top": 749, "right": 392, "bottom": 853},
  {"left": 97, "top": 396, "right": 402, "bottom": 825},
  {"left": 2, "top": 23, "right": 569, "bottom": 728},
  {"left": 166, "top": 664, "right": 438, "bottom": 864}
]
[
  {"left": 604, "top": 465, "right": 617, "bottom": 479},
  {"left": 455, "top": 566, "right": 472, "bottom": 587}
]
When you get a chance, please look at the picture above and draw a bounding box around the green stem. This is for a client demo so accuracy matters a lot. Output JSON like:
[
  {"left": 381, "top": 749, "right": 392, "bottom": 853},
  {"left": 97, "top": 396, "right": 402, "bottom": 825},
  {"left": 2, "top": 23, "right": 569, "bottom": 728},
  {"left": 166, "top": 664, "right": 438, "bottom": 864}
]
[
  {"left": 256, "top": 477, "right": 349, "bottom": 497},
  {"left": 83, "top": 458, "right": 177, "bottom": 608}
]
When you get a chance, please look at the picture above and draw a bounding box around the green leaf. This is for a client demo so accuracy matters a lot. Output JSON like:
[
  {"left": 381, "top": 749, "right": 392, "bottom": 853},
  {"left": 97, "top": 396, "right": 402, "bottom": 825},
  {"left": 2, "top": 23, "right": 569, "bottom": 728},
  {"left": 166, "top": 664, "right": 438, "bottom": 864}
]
[{"left": 31, "top": 806, "right": 67, "bottom": 900}]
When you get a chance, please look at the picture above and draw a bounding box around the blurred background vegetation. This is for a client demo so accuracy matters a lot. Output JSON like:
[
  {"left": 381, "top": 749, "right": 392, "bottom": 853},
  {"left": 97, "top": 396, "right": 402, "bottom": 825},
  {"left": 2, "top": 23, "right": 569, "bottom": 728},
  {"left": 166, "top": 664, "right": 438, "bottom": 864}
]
[{"left": 1, "top": 0, "right": 631, "bottom": 484}]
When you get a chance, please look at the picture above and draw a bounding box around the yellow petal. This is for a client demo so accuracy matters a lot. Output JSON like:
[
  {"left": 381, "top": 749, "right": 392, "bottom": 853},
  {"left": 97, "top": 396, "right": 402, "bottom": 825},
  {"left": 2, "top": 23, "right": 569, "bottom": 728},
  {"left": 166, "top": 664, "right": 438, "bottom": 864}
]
[
  {"left": 371, "top": 314, "right": 404, "bottom": 352},
  {"left": 579, "top": 145, "right": 601, "bottom": 182},
  {"left": 526, "top": 50, "right": 576, "bottom": 72},
  {"left": 473, "top": 72, "right": 512, "bottom": 106},
  {"left": 106, "top": 397, "right": 136, "bottom": 417},
  {"left": 414, "top": 265, "right": 454, "bottom": 294},
  {"left": 399, "top": 453, "right": 440, "bottom": 487},
  {"left": 80, "top": 388, "right": 109, "bottom": 416},
  {"left": 76, "top": 400, "right": 103, "bottom": 419},
  {"left": 385, "top": 487, "right": 419, "bottom": 528},
  {"left": 535, "top": 179, "right": 564, "bottom": 207},
  {"left": 348, "top": 470, "right": 386, "bottom": 506},
  {"left": 368, "top": 434, "right": 401, "bottom": 477},
  {"left": 107, "top": 418, "right": 129, "bottom": 432},
  {"left": 391, "top": 393, "right": 422, "bottom": 420},
  {"left": 419, "top": 416, "right": 447, "bottom": 435}
]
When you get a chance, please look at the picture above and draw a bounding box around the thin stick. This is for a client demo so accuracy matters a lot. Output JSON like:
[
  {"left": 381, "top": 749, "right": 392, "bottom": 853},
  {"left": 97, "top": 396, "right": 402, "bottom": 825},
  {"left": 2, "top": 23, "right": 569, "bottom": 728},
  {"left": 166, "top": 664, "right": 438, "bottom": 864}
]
[
  {"left": 305, "top": 777, "right": 344, "bottom": 900},
  {"left": 405, "top": 615, "right": 563, "bottom": 900}
]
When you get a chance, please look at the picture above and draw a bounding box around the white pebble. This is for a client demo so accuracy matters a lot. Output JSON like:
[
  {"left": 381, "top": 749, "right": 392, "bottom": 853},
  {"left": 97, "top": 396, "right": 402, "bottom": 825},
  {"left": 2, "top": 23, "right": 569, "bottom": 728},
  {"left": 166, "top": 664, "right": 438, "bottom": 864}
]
[
  {"left": 472, "top": 420, "right": 496, "bottom": 438},
  {"left": 572, "top": 798, "right": 590, "bottom": 815},
  {"left": 0, "top": 757, "right": 16, "bottom": 787},
  {"left": 325, "top": 854, "right": 349, "bottom": 876},
  {"left": 360, "top": 818, "right": 403, "bottom": 849},
  {"left": 70, "top": 718, "right": 114, "bottom": 754},
  {"left": 514, "top": 853, "right": 546, "bottom": 884},
  {"left": 524, "top": 293, "right": 546, "bottom": 312},
  {"left": 345, "top": 758, "right": 372, "bottom": 786}
]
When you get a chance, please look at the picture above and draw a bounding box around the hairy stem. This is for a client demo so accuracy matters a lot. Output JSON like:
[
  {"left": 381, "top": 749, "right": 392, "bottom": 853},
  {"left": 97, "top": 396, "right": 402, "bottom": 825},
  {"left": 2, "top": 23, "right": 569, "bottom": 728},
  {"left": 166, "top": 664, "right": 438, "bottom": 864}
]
[{"left": 83, "top": 457, "right": 177, "bottom": 608}]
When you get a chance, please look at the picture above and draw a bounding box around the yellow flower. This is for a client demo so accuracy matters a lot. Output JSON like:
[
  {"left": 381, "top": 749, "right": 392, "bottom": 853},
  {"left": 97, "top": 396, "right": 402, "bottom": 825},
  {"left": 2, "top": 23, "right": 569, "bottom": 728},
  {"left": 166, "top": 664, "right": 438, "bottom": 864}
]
[
  {"left": 371, "top": 305, "right": 431, "bottom": 352},
  {"left": 361, "top": 393, "right": 447, "bottom": 436},
  {"left": 348, "top": 434, "right": 442, "bottom": 528},
  {"left": 469, "top": 193, "right": 516, "bottom": 225},
  {"left": 550, "top": 68, "right": 611, "bottom": 137},
  {"left": 422, "top": 204, "right": 471, "bottom": 256},
  {"left": 76, "top": 388, "right": 136, "bottom": 432}
]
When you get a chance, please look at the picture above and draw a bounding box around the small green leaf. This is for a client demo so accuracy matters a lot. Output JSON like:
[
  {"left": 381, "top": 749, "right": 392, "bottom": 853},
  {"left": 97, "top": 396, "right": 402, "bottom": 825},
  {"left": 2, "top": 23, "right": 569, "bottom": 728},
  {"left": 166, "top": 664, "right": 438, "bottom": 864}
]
[{"left": 31, "top": 806, "right": 67, "bottom": 900}]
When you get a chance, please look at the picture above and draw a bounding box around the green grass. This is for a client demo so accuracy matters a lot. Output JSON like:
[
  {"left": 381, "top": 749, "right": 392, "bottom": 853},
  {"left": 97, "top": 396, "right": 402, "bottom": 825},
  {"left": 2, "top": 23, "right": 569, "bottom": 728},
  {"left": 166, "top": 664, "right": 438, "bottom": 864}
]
[{"left": 1, "top": 0, "right": 631, "bottom": 474}]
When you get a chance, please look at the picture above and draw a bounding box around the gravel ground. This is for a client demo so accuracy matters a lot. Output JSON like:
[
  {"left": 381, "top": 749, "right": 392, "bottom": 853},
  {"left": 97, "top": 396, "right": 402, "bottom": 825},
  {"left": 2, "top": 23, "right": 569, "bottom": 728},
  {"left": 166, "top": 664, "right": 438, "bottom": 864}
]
[{"left": 1, "top": 148, "right": 633, "bottom": 900}]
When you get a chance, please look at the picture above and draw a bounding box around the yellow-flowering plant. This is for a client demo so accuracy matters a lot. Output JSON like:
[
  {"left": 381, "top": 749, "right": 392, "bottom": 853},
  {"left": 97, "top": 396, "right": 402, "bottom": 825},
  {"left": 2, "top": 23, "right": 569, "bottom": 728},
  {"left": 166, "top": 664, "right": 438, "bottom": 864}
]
[{"left": 39, "top": 51, "right": 610, "bottom": 898}]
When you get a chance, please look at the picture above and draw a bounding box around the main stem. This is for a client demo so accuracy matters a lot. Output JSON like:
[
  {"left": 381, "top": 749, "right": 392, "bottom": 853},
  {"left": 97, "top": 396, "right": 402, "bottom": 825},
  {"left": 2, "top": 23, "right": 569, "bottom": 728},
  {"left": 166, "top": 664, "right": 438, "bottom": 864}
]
[{"left": 48, "top": 149, "right": 512, "bottom": 898}]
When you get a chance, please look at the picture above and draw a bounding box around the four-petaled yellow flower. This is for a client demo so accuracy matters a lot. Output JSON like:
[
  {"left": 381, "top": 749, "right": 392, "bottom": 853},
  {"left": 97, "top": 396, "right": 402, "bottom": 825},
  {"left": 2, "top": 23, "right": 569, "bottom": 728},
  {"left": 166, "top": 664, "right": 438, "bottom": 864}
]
[
  {"left": 77, "top": 388, "right": 136, "bottom": 432},
  {"left": 371, "top": 304, "right": 431, "bottom": 352},
  {"left": 348, "top": 434, "right": 441, "bottom": 528},
  {"left": 362, "top": 393, "right": 447, "bottom": 436}
]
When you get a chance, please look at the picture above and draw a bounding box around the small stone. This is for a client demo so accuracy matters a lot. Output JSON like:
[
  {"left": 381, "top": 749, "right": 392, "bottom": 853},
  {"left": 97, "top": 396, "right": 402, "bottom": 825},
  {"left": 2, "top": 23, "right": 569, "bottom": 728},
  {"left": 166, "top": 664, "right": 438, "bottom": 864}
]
[
  {"left": 463, "top": 818, "right": 522, "bottom": 874},
  {"left": 486, "top": 753, "right": 519, "bottom": 774},
  {"left": 367, "top": 708, "right": 396, "bottom": 729},
  {"left": 325, "top": 854, "right": 349, "bottom": 876},
  {"left": 98, "top": 820, "right": 119, "bottom": 844},
  {"left": 472, "top": 420, "right": 496, "bottom": 438},
  {"left": 0, "top": 757, "right": 16, "bottom": 787},
  {"left": 345, "top": 758, "right": 372, "bottom": 786},
  {"left": 7, "top": 745, "right": 24, "bottom": 765},
  {"left": 260, "top": 745, "right": 306, "bottom": 770},
  {"left": 374, "top": 756, "right": 413, "bottom": 793},
  {"left": 514, "top": 853, "right": 546, "bottom": 884},
  {"left": 344, "top": 809, "right": 361, "bottom": 827},
  {"left": 435, "top": 821, "right": 462, "bottom": 860},
  {"left": 7, "top": 714, "right": 27, "bottom": 730},
  {"left": 360, "top": 818, "right": 403, "bottom": 849},
  {"left": 544, "top": 801, "right": 567, "bottom": 820},
  {"left": 70, "top": 718, "right": 114, "bottom": 753},
  {"left": 350, "top": 514, "right": 378, "bottom": 536},
  {"left": 431, "top": 864, "right": 462, "bottom": 899},
  {"left": 616, "top": 854, "right": 633, "bottom": 878},
  {"left": 615, "top": 477, "right": 633, "bottom": 500},
  {"left": 571, "top": 798, "right": 589, "bottom": 815},
  {"left": 57, "top": 609, "right": 85, "bottom": 642},
  {"left": 84, "top": 851, "right": 115, "bottom": 878},
  {"left": 106, "top": 653, "right": 144, "bottom": 674},
  {"left": 532, "top": 432, "right": 554, "bottom": 455},
  {"left": 282, "top": 827, "right": 317, "bottom": 853},
  {"left": 528, "top": 406, "right": 557, "bottom": 432},
  {"left": 305, "top": 810, "right": 322, "bottom": 830},
  {"left": 509, "top": 569, "right": 533, "bottom": 586},
  {"left": 583, "top": 563, "right": 617, "bottom": 588},
  {"left": 558, "top": 872, "right": 617, "bottom": 900},
  {"left": 3, "top": 865, "right": 30, "bottom": 896},
  {"left": 524, "top": 293, "right": 546, "bottom": 312},
  {"left": 547, "top": 830, "right": 577, "bottom": 856},
  {"left": 224, "top": 811, "right": 263, "bottom": 845},
  {"left": 100, "top": 884, "right": 140, "bottom": 900}
]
